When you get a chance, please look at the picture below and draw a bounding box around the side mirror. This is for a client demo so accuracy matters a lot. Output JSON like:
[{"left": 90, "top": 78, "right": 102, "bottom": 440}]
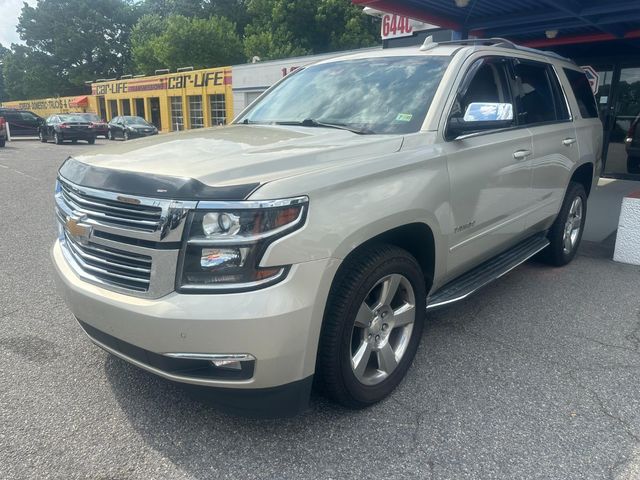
[{"left": 447, "top": 102, "right": 514, "bottom": 139}]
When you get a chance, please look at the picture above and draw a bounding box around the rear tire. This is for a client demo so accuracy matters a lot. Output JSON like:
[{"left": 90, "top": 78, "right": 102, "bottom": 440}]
[
  {"left": 87, "top": 138, "right": 95, "bottom": 145},
  {"left": 0, "top": 138, "right": 5, "bottom": 147},
  {"left": 39, "top": 130, "right": 47, "bottom": 143},
  {"left": 541, "top": 181, "right": 587, "bottom": 266},
  {"left": 317, "top": 244, "right": 426, "bottom": 408},
  {"left": 54, "top": 132, "right": 63, "bottom": 145},
  {"left": 107, "top": 130, "right": 113, "bottom": 141}
]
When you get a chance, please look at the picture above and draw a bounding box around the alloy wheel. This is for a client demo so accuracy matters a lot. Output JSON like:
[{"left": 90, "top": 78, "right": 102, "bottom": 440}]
[
  {"left": 350, "top": 273, "right": 416, "bottom": 386},
  {"left": 562, "top": 196, "right": 583, "bottom": 255}
]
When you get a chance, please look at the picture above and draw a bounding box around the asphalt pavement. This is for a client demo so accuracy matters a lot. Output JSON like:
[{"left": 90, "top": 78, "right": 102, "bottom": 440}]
[{"left": 1, "top": 138, "right": 640, "bottom": 480}]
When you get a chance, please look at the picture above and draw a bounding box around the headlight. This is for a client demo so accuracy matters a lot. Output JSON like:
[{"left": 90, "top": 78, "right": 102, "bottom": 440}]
[{"left": 177, "top": 197, "right": 308, "bottom": 293}]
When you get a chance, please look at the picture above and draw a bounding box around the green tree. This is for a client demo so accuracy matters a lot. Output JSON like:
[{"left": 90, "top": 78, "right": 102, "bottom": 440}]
[
  {"left": 130, "top": 14, "right": 167, "bottom": 74},
  {"left": 131, "top": 15, "right": 244, "bottom": 74},
  {"left": 0, "top": 43, "right": 9, "bottom": 101},
  {"left": 243, "top": 0, "right": 379, "bottom": 60},
  {"left": 316, "top": 0, "right": 380, "bottom": 51},
  {"left": 16, "top": 0, "right": 138, "bottom": 88},
  {"left": 138, "top": 0, "right": 250, "bottom": 34},
  {"left": 2, "top": 45, "right": 71, "bottom": 100}
]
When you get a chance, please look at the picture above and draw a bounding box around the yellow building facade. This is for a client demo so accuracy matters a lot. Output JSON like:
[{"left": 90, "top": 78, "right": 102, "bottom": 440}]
[
  {"left": 1, "top": 95, "right": 98, "bottom": 118},
  {"left": 90, "top": 66, "right": 233, "bottom": 132}
]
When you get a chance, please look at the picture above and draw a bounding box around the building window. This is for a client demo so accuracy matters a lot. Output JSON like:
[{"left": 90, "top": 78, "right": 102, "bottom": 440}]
[
  {"left": 170, "top": 96, "right": 184, "bottom": 131},
  {"left": 108, "top": 100, "right": 118, "bottom": 120},
  {"left": 209, "top": 94, "right": 226, "bottom": 126},
  {"left": 188, "top": 95, "right": 204, "bottom": 128},
  {"left": 121, "top": 99, "right": 131, "bottom": 116}
]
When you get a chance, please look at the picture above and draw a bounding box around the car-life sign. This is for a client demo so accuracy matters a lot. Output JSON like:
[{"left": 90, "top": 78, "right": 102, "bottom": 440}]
[
  {"left": 381, "top": 13, "right": 433, "bottom": 40},
  {"left": 581, "top": 66, "right": 599, "bottom": 95}
]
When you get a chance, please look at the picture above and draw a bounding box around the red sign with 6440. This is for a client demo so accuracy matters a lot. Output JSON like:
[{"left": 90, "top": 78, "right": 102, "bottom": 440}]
[{"left": 381, "top": 14, "right": 413, "bottom": 40}]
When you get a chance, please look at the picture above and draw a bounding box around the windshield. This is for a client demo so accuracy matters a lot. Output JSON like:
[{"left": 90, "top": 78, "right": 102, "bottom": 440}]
[
  {"left": 237, "top": 56, "right": 451, "bottom": 134},
  {"left": 123, "top": 116, "right": 149, "bottom": 125}
]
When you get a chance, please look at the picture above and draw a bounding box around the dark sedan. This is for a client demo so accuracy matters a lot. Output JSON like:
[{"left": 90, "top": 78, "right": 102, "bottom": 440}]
[
  {"left": 39, "top": 114, "right": 96, "bottom": 145},
  {"left": 108, "top": 116, "right": 158, "bottom": 141},
  {"left": 77, "top": 113, "right": 109, "bottom": 138}
]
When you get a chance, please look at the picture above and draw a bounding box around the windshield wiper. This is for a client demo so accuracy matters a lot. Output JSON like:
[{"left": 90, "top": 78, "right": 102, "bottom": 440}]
[{"left": 275, "top": 118, "right": 374, "bottom": 135}]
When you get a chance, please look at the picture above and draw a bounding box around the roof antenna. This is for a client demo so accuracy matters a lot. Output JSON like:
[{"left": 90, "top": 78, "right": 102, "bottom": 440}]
[{"left": 419, "top": 35, "right": 438, "bottom": 51}]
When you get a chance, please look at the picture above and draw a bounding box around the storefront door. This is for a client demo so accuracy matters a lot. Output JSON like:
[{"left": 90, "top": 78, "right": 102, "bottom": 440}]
[
  {"left": 149, "top": 97, "right": 161, "bottom": 130},
  {"left": 596, "top": 63, "right": 640, "bottom": 178}
]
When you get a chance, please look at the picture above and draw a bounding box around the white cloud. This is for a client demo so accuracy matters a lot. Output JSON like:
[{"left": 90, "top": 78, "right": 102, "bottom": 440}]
[{"left": 0, "top": 0, "right": 37, "bottom": 47}]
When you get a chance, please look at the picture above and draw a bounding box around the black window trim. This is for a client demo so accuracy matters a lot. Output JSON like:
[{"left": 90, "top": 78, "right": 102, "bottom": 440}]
[
  {"left": 563, "top": 66, "right": 599, "bottom": 120},
  {"left": 443, "top": 54, "right": 522, "bottom": 142},
  {"left": 550, "top": 64, "right": 574, "bottom": 122},
  {"left": 510, "top": 57, "right": 574, "bottom": 129}
]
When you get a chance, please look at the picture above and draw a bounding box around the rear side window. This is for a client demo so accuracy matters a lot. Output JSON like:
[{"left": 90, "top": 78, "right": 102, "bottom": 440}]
[
  {"left": 563, "top": 68, "right": 599, "bottom": 118},
  {"left": 512, "top": 60, "right": 558, "bottom": 125}
]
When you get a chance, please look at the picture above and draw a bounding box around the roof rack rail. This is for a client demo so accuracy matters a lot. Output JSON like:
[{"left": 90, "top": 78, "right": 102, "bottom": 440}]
[
  {"left": 434, "top": 37, "right": 517, "bottom": 48},
  {"left": 421, "top": 37, "right": 574, "bottom": 64}
]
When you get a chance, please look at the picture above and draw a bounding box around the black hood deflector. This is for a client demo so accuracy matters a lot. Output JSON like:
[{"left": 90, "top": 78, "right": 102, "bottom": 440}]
[{"left": 58, "top": 157, "right": 260, "bottom": 200}]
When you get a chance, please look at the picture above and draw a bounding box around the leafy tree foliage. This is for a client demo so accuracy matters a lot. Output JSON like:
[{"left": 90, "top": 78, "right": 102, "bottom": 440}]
[
  {"left": 131, "top": 15, "right": 244, "bottom": 74},
  {"left": 16, "top": 0, "right": 138, "bottom": 87},
  {"left": 2, "top": 45, "right": 71, "bottom": 100},
  {"left": 139, "top": 0, "right": 250, "bottom": 33},
  {"left": 243, "top": 0, "right": 379, "bottom": 60},
  {"left": 0, "top": 43, "right": 9, "bottom": 101},
  {"left": 1, "top": 0, "right": 379, "bottom": 100}
]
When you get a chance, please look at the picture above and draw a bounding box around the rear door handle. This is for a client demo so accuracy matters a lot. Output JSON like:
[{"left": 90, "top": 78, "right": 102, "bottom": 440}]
[
  {"left": 513, "top": 149, "right": 532, "bottom": 160},
  {"left": 562, "top": 137, "right": 576, "bottom": 146}
]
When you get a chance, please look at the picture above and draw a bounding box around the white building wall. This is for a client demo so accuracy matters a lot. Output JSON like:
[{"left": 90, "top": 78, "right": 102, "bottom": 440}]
[{"left": 231, "top": 47, "right": 381, "bottom": 118}]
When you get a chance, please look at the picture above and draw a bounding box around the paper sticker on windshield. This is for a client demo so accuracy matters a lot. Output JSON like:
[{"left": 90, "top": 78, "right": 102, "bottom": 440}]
[{"left": 395, "top": 113, "right": 413, "bottom": 122}]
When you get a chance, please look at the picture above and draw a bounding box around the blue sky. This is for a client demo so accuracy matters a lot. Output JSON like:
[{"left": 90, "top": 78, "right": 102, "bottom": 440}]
[{"left": 0, "top": 0, "right": 36, "bottom": 47}]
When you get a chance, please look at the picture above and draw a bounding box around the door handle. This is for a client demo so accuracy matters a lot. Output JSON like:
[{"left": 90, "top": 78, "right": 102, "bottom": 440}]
[
  {"left": 562, "top": 137, "right": 576, "bottom": 146},
  {"left": 513, "top": 149, "right": 532, "bottom": 160}
]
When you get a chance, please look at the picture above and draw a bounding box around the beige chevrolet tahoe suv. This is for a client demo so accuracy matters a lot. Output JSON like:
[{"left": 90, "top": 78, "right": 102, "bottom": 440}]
[{"left": 52, "top": 39, "right": 602, "bottom": 416}]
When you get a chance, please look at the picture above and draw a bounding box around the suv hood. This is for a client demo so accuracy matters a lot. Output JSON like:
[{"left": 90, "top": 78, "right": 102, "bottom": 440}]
[{"left": 68, "top": 125, "right": 403, "bottom": 197}]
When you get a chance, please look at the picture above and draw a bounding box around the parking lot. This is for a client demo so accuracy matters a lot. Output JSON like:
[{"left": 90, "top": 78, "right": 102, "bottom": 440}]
[{"left": 1, "top": 138, "right": 639, "bottom": 480}]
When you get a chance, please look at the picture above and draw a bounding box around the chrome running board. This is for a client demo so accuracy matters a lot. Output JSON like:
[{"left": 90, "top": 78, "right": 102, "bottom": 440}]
[{"left": 427, "top": 233, "right": 550, "bottom": 311}]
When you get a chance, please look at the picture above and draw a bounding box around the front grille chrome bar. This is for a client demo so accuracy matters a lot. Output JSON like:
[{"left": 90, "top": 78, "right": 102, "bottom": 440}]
[
  {"left": 57, "top": 177, "right": 197, "bottom": 242},
  {"left": 56, "top": 176, "right": 195, "bottom": 298}
]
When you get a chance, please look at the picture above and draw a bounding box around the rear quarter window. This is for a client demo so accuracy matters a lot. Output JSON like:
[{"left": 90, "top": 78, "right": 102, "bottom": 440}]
[{"left": 563, "top": 68, "right": 599, "bottom": 118}]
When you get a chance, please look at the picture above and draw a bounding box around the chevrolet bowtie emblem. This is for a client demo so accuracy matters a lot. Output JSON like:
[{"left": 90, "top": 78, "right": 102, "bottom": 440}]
[{"left": 65, "top": 215, "right": 92, "bottom": 245}]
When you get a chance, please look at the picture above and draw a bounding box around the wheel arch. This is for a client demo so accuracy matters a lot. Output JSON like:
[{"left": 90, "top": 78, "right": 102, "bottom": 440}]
[
  {"left": 331, "top": 221, "right": 437, "bottom": 296},
  {"left": 570, "top": 162, "right": 594, "bottom": 197}
]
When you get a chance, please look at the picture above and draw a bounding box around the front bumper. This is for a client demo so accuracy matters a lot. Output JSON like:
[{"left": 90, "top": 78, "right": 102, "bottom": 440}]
[
  {"left": 59, "top": 131, "right": 95, "bottom": 141},
  {"left": 129, "top": 130, "right": 157, "bottom": 138},
  {"left": 52, "top": 241, "right": 338, "bottom": 392}
]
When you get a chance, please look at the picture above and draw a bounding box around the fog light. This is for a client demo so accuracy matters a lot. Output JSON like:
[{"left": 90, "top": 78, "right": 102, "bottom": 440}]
[{"left": 211, "top": 359, "right": 242, "bottom": 370}]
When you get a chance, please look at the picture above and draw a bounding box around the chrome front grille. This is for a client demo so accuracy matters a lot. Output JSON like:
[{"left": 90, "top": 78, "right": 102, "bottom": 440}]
[
  {"left": 64, "top": 231, "right": 152, "bottom": 292},
  {"left": 55, "top": 177, "right": 197, "bottom": 298},
  {"left": 59, "top": 180, "right": 162, "bottom": 232}
]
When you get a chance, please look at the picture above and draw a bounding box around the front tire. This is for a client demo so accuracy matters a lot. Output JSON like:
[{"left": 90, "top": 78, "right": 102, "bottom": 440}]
[
  {"left": 39, "top": 130, "right": 47, "bottom": 143},
  {"left": 541, "top": 181, "right": 587, "bottom": 266},
  {"left": 87, "top": 138, "right": 95, "bottom": 145},
  {"left": 318, "top": 244, "right": 426, "bottom": 408},
  {"left": 123, "top": 131, "right": 129, "bottom": 141},
  {"left": 107, "top": 130, "right": 113, "bottom": 141}
]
